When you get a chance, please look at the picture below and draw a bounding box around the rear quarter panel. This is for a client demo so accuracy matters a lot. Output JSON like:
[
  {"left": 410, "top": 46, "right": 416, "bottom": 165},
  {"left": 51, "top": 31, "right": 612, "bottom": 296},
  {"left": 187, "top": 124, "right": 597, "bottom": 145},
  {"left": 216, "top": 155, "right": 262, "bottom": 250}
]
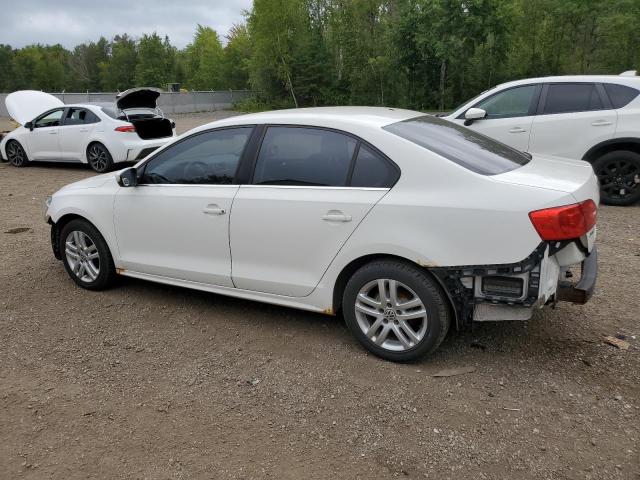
[{"left": 315, "top": 134, "right": 578, "bottom": 300}]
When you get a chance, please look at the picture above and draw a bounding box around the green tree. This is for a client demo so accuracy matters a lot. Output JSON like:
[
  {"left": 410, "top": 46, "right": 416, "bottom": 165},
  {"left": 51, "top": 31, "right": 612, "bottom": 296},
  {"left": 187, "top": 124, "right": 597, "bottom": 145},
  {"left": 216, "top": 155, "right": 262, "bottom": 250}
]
[
  {"left": 100, "top": 34, "right": 137, "bottom": 91},
  {"left": 248, "top": 0, "right": 310, "bottom": 106},
  {"left": 222, "top": 24, "right": 252, "bottom": 89},
  {"left": 68, "top": 38, "right": 109, "bottom": 90},
  {"left": 134, "top": 33, "right": 174, "bottom": 87},
  {"left": 184, "top": 25, "right": 225, "bottom": 90},
  {"left": 11, "top": 44, "right": 68, "bottom": 91},
  {"left": 0, "top": 44, "right": 14, "bottom": 92}
]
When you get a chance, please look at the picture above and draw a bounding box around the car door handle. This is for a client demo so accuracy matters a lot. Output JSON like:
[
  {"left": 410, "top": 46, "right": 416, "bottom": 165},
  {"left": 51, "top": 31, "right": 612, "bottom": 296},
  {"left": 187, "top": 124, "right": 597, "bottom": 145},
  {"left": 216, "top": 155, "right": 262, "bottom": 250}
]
[
  {"left": 79, "top": 128, "right": 89, "bottom": 132},
  {"left": 322, "top": 211, "right": 352, "bottom": 222},
  {"left": 48, "top": 131, "right": 58, "bottom": 135},
  {"left": 202, "top": 204, "right": 226, "bottom": 216},
  {"left": 591, "top": 120, "right": 612, "bottom": 126},
  {"left": 508, "top": 127, "right": 527, "bottom": 133}
]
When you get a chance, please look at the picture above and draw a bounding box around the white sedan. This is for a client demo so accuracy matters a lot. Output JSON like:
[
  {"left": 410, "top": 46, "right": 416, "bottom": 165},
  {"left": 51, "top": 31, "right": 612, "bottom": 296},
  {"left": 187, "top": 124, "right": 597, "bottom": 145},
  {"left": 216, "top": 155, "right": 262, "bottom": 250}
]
[
  {"left": 0, "top": 89, "right": 176, "bottom": 173},
  {"left": 44, "top": 107, "right": 599, "bottom": 361}
]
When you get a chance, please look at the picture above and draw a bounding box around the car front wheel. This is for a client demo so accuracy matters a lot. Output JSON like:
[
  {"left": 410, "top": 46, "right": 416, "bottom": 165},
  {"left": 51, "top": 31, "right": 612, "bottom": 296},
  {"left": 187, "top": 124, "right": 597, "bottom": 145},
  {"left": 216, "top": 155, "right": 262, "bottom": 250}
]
[
  {"left": 6, "top": 140, "right": 29, "bottom": 167},
  {"left": 593, "top": 150, "right": 640, "bottom": 206},
  {"left": 59, "top": 219, "right": 116, "bottom": 290},
  {"left": 342, "top": 260, "right": 451, "bottom": 362}
]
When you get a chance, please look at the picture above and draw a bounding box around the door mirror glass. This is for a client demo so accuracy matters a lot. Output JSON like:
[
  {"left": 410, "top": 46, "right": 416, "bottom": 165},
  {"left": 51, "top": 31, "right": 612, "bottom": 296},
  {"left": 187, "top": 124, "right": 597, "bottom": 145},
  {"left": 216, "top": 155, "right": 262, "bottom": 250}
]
[
  {"left": 117, "top": 167, "right": 138, "bottom": 187},
  {"left": 464, "top": 108, "right": 487, "bottom": 125},
  {"left": 24, "top": 121, "right": 33, "bottom": 131}
]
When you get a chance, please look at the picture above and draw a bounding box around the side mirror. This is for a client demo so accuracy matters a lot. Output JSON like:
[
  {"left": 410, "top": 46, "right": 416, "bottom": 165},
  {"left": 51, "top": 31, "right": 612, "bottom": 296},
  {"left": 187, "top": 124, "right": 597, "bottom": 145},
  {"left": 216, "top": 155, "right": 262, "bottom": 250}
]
[
  {"left": 117, "top": 167, "right": 138, "bottom": 187},
  {"left": 25, "top": 121, "right": 33, "bottom": 131},
  {"left": 464, "top": 108, "right": 487, "bottom": 126}
]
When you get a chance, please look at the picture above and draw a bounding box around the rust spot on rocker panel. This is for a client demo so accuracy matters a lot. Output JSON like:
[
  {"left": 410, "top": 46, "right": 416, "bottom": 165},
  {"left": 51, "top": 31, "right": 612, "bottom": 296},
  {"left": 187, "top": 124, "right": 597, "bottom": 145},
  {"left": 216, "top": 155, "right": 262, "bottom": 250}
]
[
  {"left": 323, "top": 307, "right": 335, "bottom": 316},
  {"left": 115, "top": 268, "right": 126, "bottom": 275}
]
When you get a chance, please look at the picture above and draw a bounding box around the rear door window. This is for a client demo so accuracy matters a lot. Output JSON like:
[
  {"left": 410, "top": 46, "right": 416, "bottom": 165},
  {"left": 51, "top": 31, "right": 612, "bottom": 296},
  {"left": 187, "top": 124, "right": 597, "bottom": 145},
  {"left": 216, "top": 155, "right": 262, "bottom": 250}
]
[
  {"left": 604, "top": 83, "right": 639, "bottom": 109},
  {"left": 252, "top": 127, "right": 357, "bottom": 186},
  {"left": 543, "top": 83, "right": 603, "bottom": 114},
  {"left": 64, "top": 108, "right": 99, "bottom": 125},
  {"left": 383, "top": 115, "right": 530, "bottom": 175},
  {"left": 350, "top": 145, "right": 399, "bottom": 187}
]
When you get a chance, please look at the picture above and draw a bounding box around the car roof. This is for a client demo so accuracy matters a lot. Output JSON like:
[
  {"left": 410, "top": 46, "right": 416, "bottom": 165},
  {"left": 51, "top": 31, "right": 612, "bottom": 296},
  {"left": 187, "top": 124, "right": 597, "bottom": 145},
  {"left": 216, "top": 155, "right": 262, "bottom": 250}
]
[
  {"left": 62, "top": 103, "right": 110, "bottom": 108},
  {"left": 195, "top": 106, "right": 423, "bottom": 132},
  {"left": 494, "top": 75, "right": 640, "bottom": 89}
]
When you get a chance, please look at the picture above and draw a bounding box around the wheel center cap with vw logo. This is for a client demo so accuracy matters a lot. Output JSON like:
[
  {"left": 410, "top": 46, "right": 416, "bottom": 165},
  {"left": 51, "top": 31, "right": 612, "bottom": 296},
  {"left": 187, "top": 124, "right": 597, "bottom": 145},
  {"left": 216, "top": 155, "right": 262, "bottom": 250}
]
[{"left": 383, "top": 308, "right": 397, "bottom": 320}]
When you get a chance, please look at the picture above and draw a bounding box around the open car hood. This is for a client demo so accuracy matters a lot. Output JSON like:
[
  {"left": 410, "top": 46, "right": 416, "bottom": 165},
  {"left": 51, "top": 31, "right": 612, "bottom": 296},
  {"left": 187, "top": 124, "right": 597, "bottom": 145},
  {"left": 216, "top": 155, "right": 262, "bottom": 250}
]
[
  {"left": 116, "top": 88, "right": 162, "bottom": 110},
  {"left": 5, "top": 90, "right": 64, "bottom": 125}
]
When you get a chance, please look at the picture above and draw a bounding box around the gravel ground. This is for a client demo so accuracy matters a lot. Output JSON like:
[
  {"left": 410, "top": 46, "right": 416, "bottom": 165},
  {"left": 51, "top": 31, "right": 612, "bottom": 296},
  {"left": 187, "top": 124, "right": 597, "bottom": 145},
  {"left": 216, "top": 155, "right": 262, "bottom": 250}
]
[{"left": 1, "top": 112, "right": 639, "bottom": 479}]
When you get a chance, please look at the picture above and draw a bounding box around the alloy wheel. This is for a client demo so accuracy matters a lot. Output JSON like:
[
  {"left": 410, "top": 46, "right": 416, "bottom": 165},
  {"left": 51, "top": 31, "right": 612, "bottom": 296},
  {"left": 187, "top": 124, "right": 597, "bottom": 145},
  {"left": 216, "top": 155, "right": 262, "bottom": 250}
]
[
  {"left": 596, "top": 158, "right": 640, "bottom": 201},
  {"left": 6, "top": 142, "right": 27, "bottom": 167},
  {"left": 354, "top": 278, "right": 428, "bottom": 352},
  {"left": 65, "top": 231, "right": 101, "bottom": 283},
  {"left": 88, "top": 145, "right": 109, "bottom": 172}
]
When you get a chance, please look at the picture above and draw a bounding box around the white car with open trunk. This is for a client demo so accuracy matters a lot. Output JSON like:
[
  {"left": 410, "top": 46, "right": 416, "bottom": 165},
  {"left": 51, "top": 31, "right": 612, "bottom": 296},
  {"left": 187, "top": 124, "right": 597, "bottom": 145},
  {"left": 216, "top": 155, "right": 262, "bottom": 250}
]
[
  {"left": 0, "top": 88, "right": 176, "bottom": 172},
  {"left": 44, "top": 107, "right": 599, "bottom": 361}
]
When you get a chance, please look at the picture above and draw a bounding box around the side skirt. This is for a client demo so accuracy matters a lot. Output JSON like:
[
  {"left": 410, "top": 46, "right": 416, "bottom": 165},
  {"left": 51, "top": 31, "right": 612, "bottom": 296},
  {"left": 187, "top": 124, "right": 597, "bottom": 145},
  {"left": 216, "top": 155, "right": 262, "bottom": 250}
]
[{"left": 117, "top": 269, "right": 330, "bottom": 314}]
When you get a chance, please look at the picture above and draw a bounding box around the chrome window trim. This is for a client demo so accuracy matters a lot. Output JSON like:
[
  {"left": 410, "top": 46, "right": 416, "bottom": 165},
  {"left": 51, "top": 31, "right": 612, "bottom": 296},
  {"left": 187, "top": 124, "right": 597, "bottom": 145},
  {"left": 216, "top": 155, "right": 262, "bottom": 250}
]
[{"left": 134, "top": 183, "right": 389, "bottom": 191}]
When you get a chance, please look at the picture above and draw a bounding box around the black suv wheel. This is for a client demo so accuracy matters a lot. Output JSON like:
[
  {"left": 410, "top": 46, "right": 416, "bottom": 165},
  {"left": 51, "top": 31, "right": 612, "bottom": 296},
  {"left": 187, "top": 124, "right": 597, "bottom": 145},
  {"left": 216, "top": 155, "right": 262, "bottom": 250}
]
[{"left": 593, "top": 150, "right": 640, "bottom": 206}]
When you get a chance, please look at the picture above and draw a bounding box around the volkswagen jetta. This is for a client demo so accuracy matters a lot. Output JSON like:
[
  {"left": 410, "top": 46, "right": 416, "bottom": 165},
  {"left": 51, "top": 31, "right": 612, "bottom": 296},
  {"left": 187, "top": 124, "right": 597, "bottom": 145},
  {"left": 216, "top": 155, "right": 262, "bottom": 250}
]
[{"left": 44, "top": 107, "right": 599, "bottom": 361}]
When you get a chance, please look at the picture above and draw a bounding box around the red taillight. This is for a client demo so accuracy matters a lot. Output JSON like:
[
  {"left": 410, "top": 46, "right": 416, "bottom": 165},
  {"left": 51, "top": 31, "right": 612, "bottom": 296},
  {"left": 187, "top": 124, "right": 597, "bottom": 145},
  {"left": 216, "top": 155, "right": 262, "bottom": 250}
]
[
  {"left": 115, "top": 124, "right": 136, "bottom": 133},
  {"left": 529, "top": 200, "right": 597, "bottom": 241}
]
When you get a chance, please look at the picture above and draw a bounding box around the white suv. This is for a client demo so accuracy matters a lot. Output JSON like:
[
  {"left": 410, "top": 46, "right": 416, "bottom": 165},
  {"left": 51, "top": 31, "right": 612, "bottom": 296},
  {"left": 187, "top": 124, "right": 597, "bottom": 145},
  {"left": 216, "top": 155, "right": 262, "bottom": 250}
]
[{"left": 443, "top": 75, "right": 640, "bottom": 205}]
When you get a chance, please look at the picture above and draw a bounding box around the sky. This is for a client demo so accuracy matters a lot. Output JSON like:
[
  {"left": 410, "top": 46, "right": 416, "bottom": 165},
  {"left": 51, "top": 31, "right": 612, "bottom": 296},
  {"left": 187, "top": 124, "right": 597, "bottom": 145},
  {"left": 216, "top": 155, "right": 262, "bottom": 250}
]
[{"left": 0, "top": 0, "right": 253, "bottom": 49}]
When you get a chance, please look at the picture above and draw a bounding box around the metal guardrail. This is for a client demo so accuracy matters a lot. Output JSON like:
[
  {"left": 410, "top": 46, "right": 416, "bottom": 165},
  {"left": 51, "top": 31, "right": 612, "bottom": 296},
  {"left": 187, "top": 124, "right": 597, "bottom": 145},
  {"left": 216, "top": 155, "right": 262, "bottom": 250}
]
[{"left": 0, "top": 90, "right": 255, "bottom": 117}]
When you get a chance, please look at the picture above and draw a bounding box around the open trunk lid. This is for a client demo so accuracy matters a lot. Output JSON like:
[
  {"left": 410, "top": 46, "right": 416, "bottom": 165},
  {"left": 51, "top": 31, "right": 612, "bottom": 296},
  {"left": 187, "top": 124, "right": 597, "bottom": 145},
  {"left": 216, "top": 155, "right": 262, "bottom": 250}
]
[
  {"left": 491, "top": 153, "right": 600, "bottom": 204},
  {"left": 116, "top": 88, "right": 162, "bottom": 111},
  {"left": 5, "top": 90, "right": 64, "bottom": 125}
]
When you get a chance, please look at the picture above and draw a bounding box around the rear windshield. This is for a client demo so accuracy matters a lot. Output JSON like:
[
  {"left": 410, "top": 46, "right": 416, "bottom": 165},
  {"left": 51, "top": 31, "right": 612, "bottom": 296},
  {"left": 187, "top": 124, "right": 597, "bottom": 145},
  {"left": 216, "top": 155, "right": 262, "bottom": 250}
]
[
  {"left": 101, "top": 107, "right": 118, "bottom": 119},
  {"left": 383, "top": 115, "right": 531, "bottom": 175},
  {"left": 101, "top": 106, "right": 157, "bottom": 120}
]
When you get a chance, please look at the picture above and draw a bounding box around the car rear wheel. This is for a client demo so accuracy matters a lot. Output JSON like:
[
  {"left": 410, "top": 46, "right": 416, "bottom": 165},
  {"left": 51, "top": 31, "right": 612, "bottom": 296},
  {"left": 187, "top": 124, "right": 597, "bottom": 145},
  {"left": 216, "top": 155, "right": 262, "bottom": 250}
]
[
  {"left": 6, "top": 140, "right": 29, "bottom": 167},
  {"left": 593, "top": 150, "right": 640, "bottom": 206},
  {"left": 59, "top": 219, "right": 116, "bottom": 290},
  {"left": 87, "top": 143, "right": 113, "bottom": 173},
  {"left": 342, "top": 260, "right": 451, "bottom": 362}
]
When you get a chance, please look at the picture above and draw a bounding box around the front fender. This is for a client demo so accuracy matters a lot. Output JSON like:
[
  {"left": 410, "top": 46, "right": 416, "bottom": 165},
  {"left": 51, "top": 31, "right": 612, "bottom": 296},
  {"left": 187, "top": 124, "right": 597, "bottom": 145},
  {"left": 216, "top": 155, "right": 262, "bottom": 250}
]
[{"left": 48, "top": 186, "right": 120, "bottom": 265}]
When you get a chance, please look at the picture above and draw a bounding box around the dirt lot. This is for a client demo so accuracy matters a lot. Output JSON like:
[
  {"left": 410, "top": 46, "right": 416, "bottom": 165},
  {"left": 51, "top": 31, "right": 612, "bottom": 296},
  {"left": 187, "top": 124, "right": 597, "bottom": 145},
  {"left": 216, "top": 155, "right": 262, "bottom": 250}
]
[{"left": 1, "top": 112, "right": 639, "bottom": 479}]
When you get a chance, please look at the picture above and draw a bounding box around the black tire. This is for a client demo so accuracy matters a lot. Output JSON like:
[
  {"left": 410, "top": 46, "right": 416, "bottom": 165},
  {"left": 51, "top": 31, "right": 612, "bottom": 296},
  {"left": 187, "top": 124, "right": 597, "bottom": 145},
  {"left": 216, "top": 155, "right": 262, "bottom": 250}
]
[
  {"left": 6, "top": 140, "right": 29, "bottom": 167},
  {"left": 342, "top": 260, "right": 451, "bottom": 362},
  {"left": 87, "top": 143, "right": 114, "bottom": 173},
  {"left": 59, "top": 219, "right": 116, "bottom": 290},
  {"left": 592, "top": 150, "right": 640, "bottom": 206}
]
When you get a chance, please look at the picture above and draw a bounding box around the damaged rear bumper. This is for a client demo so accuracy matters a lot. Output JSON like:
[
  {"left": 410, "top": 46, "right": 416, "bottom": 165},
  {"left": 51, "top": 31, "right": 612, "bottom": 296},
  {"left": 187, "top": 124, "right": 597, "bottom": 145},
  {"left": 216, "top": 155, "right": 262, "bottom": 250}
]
[
  {"left": 432, "top": 241, "right": 597, "bottom": 328},
  {"left": 556, "top": 247, "right": 597, "bottom": 304}
]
